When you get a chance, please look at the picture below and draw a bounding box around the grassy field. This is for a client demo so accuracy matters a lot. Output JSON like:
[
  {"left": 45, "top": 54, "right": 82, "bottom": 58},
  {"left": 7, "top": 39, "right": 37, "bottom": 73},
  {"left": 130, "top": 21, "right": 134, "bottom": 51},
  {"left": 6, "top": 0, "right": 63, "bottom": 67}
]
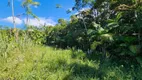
[
  {"left": 0, "top": 38, "right": 99, "bottom": 80},
  {"left": 0, "top": 36, "right": 142, "bottom": 80}
]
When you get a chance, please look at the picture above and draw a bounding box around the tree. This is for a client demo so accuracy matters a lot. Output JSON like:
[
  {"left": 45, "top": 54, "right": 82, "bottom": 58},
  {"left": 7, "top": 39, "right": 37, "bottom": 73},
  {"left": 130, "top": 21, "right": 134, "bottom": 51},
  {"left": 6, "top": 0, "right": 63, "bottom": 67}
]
[
  {"left": 58, "top": 19, "right": 67, "bottom": 26},
  {"left": 11, "top": 0, "right": 16, "bottom": 29},
  {"left": 22, "top": 0, "right": 40, "bottom": 26},
  {"left": 47, "top": 0, "right": 142, "bottom": 63},
  {"left": 8, "top": 0, "right": 16, "bottom": 29},
  {"left": 8, "top": 0, "right": 18, "bottom": 41}
]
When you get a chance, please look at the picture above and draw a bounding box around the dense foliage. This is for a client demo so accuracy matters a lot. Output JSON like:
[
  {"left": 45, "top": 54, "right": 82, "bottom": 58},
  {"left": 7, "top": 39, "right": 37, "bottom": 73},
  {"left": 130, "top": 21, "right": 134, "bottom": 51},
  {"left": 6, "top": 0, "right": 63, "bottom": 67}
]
[{"left": 46, "top": 0, "right": 142, "bottom": 67}]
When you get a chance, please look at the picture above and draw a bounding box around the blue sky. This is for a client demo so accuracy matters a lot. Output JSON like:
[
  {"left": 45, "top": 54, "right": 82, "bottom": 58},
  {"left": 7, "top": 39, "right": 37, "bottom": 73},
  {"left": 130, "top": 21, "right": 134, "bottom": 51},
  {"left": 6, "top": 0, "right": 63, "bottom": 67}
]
[{"left": 0, "top": 0, "right": 76, "bottom": 28}]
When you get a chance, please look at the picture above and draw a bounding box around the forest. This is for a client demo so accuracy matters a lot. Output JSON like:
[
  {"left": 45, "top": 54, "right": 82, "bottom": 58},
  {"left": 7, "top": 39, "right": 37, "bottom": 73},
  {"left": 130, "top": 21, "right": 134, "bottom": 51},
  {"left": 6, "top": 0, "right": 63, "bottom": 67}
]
[{"left": 0, "top": 0, "right": 142, "bottom": 80}]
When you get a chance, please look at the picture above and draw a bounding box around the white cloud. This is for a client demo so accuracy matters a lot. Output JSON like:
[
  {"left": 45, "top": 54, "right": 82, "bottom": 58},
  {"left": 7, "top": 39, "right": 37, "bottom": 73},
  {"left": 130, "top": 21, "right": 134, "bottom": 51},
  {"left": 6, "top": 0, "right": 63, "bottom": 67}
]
[
  {"left": 1, "top": 16, "right": 23, "bottom": 25},
  {"left": 0, "top": 16, "right": 56, "bottom": 27},
  {"left": 24, "top": 17, "right": 56, "bottom": 27}
]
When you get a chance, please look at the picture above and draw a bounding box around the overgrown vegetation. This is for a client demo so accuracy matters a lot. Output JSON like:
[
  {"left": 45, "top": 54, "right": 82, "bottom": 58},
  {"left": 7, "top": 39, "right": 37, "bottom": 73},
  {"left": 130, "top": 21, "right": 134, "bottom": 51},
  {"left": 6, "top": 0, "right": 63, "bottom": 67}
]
[
  {"left": 0, "top": 28, "right": 142, "bottom": 80},
  {"left": 47, "top": 0, "right": 142, "bottom": 66},
  {"left": 0, "top": 0, "right": 142, "bottom": 80}
]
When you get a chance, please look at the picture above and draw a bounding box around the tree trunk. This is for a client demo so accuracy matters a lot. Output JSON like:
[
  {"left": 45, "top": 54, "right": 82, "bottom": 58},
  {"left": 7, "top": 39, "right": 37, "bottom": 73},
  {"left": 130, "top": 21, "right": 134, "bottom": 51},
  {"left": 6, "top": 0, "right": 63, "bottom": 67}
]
[
  {"left": 11, "top": 0, "right": 16, "bottom": 29},
  {"left": 11, "top": 0, "right": 18, "bottom": 41},
  {"left": 27, "top": 14, "right": 29, "bottom": 26}
]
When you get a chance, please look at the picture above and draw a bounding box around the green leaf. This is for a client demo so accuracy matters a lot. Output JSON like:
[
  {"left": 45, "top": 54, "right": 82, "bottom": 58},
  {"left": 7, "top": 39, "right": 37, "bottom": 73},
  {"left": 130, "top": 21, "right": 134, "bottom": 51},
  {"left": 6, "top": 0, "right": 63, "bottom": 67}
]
[
  {"left": 31, "top": 2, "right": 40, "bottom": 6},
  {"left": 116, "top": 12, "right": 122, "bottom": 21},
  {"left": 129, "top": 45, "right": 140, "bottom": 54},
  {"left": 136, "top": 56, "right": 142, "bottom": 67},
  {"left": 100, "top": 33, "right": 114, "bottom": 42},
  {"left": 91, "top": 41, "right": 102, "bottom": 50}
]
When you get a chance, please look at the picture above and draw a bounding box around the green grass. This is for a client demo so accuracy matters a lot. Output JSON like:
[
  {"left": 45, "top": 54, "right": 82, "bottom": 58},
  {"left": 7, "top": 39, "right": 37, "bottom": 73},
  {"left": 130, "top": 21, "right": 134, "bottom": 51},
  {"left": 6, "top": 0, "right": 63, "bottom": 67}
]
[
  {"left": 0, "top": 36, "right": 142, "bottom": 80},
  {"left": 0, "top": 37, "right": 99, "bottom": 80}
]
